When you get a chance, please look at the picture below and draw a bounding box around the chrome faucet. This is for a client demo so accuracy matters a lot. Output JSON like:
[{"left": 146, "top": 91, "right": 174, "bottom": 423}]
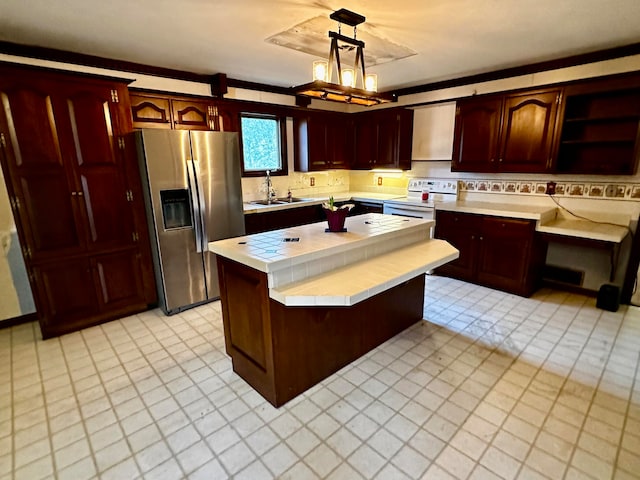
[{"left": 265, "top": 170, "right": 276, "bottom": 203}]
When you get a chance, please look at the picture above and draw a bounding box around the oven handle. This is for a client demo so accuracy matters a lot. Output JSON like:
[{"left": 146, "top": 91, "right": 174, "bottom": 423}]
[{"left": 384, "top": 204, "right": 435, "bottom": 213}]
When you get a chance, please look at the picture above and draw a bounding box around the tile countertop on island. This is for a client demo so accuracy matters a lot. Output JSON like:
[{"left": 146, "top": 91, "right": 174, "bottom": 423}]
[
  {"left": 209, "top": 213, "right": 459, "bottom": 306},
  {"left": 436, "top": 200, "right": 631, "bottom": 244},
  {"left": 242, "top": 191, "right": 403, "bottom": 214}
]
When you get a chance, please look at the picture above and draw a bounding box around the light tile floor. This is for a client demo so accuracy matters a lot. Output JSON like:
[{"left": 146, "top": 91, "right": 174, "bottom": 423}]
[{"left": 1, "top": 275, "right": 639, "bottom": 479}]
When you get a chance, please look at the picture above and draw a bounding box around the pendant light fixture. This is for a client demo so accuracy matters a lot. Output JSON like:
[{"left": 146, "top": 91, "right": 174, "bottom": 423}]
[{"left": 293, "top": 8, "right": 396, "bottom": 107}]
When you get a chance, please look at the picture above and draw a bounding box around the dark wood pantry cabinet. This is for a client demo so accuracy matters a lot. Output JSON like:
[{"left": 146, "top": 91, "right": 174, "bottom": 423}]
[
  {"left": 452, "top": 89, "right": 561, "bottom": 173},
  {"left": 0, "top": 64, "right": 156, "bottom": 338}
]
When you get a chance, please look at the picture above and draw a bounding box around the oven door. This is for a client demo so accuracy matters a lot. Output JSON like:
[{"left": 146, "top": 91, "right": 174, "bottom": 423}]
[{"left": 383, "top": 202, "right": 434, "bottom": 220}]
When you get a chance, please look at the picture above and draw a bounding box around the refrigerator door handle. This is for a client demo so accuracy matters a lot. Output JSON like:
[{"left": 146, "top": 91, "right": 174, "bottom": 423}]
[{"left": 186, "top": 160, "right": 205, "bottom": 253}]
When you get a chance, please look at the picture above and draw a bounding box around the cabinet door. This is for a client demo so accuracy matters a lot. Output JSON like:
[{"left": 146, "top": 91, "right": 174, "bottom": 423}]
[
  {"left": 326, "top": 114, "right": 351, "bottom": 169},
  {"left": 130, "top": 94, "right": 172, "bottom": 129},
  {"left": 307, "top": 114, "right": 330, "bottom": 170},
  {"left": 171, "top": 99, "right": 212, "bottom": 130},
  {"left": 213, "top": 102, "right": 239, "bottom": 132},
  {"left": 499, "top": 90, "right": 560, "bottom": 172},
  {"left": 92, "top": 249, "right": 146, "bottom": 312},
  {"left": 375, "top": 111, "right": 399, "bottom": 168},
  {"left": 396, "top": 109, "right": 414, "bottom": 170},
  {"left": 476, "top": 217, "right": 532, "bottom": 294},
  {"left": 0, "top": 80, "right": 86, "bottom": 261},
  {"left": 33, "top": 257, "right": 99, "bottom": 336},
  {"left": 353, "top": 115, "right": 376, "bottom": 169},
  {"left": 62, "top": 85, "right": 136, "bottom": 252},
  {"left": 434, "top": 211, "right": 480, "bottom": 281},
  {"left": 451, "top": 97, "right": 502, "bottom": 172},
  {"left": 293, "top": 113, "right": 328, "bottom": 172}
]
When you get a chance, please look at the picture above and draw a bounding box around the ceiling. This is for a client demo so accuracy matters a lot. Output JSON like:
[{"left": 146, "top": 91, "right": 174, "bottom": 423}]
[{"left": 2, "top": 0, "right": 640, "bottom": 92}]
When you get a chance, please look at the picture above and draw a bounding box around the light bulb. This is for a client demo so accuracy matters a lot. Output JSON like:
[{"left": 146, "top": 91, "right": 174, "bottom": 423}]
[
  {"left": 341, "top": 68, "right": 355, "bottom": 87},
  {"left": 312, "top": 61, "right": 328, "bottom": 82},
  {"left": 365, "top": 74, "right": 378, "bottom": 92}
]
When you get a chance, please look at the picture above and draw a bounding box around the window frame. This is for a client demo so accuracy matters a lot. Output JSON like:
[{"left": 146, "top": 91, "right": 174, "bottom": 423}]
[{"left": 238, "top": 112, "right": 288, "bottom": 177}]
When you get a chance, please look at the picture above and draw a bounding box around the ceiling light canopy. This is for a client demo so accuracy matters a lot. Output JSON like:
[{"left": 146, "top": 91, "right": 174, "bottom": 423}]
[{"left": 292, "top": 8, "right": 396, "bottom": 107}]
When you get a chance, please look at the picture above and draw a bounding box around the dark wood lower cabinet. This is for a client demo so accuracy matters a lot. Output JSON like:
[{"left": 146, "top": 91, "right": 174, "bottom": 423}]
[
  {"left": 435, "top": 210, "right": 547, "bottom": 296},
  {"left": 33, "top": 248, "right": 148, "bottom": 338},
  {"left": 244, "top": 204, "right": 324, "bottom": 234},
  {"left": 244, "top": 201, "right": 383, "bottom": 234},
  {"left": 217, "top": 257, "right": 424, "bottom": 407}
]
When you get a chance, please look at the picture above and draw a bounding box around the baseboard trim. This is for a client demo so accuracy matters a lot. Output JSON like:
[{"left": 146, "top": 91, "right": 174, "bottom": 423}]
[{"left": 0, "top": 312, "right": 38, "bottom": 330}]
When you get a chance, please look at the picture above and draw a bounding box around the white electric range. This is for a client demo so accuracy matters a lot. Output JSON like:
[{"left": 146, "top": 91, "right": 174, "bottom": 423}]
[{"left": 383, "top": 178, "right": 458, "bottom": 220}]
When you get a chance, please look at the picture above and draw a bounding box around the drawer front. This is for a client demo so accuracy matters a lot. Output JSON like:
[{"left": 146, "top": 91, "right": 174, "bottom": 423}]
[
  {"left": 435, "top": 211, "right": 482, "bottom": 232},
  {"left": 482, "top": 216, "right": 533, "bottom": 238}
]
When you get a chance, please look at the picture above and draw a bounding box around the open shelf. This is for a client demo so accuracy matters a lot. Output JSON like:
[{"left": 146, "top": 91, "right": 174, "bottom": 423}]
[{"left": 557, "top": 87, "right": 640, "bottom": 175}]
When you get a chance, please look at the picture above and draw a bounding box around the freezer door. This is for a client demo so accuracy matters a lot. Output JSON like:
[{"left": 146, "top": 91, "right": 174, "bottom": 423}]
[
  {"left": 137, "top": 130, "right": 207, "bottom": 313},
  {"left": 189, "top": 131, "right": 245, "bottom": 300}
]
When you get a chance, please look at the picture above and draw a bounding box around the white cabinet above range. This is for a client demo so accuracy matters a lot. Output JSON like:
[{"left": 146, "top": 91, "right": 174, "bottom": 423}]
[{"left": 411, "top": 102, "right": 456, "bottom": 161}]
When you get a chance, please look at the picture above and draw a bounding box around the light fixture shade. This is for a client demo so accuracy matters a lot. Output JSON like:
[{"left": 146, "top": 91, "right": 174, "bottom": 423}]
[
  {"left": 364, "top": 74, "right": 378, "bottom": 92},
  {"left": 341, "top": 68, "right": 355, "bottom": 87},
  {"left": 313, "top": 60, "right": 328, "bottom": 82},
  {"left": 292, "top": 9, "right": 396, "bottom": 107}
]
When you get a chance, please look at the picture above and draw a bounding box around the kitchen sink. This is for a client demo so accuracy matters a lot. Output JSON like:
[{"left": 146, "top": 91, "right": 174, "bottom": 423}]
[
  {"left": 276, "top": 197, "right": 307, "bottom": 203},
  {"left": 249, "top": 197, "right": 309, "bottom": 205}
]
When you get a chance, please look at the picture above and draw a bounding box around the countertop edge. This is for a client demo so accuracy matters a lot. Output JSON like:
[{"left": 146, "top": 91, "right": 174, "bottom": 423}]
[
  {"left": 435, "top": 201, "right": 555, "bottom": 221},
  {"left": 270, "top": 239, "right": 459, "bottom": 307}
]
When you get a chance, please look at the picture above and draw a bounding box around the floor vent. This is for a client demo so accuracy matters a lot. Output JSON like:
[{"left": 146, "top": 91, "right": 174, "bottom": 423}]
[{"left": 543, "top": 265, "right": 584, "bottom": 286}]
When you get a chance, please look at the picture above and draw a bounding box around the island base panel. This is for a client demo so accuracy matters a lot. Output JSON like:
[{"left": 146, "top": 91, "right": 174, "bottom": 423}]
[{"left": 217, "top": 257, "right": 424, "bottom": 407}]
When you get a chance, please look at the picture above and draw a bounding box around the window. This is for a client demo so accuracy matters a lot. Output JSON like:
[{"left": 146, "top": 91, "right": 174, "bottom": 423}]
[{"left": 239, "top": 114, "right": 287, "bottom": 176}]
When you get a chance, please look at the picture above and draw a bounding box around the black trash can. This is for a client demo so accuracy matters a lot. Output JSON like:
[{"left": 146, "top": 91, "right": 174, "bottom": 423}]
[{"left": 596, "top": 284, "right": 620, "bottom": 312}]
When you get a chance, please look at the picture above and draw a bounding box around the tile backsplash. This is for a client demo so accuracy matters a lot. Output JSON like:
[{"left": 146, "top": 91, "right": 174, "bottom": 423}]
[{"left": 459, "top": 179, "right": 640, "bottom": 200}]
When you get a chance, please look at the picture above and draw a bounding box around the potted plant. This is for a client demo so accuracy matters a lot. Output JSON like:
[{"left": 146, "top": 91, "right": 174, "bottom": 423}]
[{"left": 322, "top": 196, "right": 354, "bottom": 232}]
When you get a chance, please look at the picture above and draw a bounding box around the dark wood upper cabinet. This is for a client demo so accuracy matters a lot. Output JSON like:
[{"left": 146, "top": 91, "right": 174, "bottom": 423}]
[
  {"left": 294, "top": 111, "right": 352, "bottom": 172},
  {"left": 0, "top": 65, "right": 156, "bottom": 338},
  {"left": 213, "top": 102, "right": 239, "bottom": 132},
  {"left": 499, "top": 90, "right": 560, "bottom": 172},
  {"left": 171, "top": 99, "right": 212, "bottom": 130},
  {"left": 451, "top": 96, "right": 502, "bottom": 172},
  {"left": 352, "top": 107, "right": 414, "bottom": 170},
  {"left": 130, "top": 92, "right": 239, "bottom": 132},
  {"left": 130, "top": 95, "right": 172, "bottom": 128},
  {"left": 452, "top": 89, "right": 560, "bottom": 173}
]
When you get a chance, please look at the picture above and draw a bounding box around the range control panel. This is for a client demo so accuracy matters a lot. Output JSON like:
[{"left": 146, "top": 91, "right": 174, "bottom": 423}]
[{"left": 407, "top": 178, "right": 458, "bottom": 195}]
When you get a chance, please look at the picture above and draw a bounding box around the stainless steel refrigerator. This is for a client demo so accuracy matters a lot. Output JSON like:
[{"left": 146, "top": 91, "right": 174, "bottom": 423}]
[{"left": 135, "top": 129, "right": 245, "bottom": 314}]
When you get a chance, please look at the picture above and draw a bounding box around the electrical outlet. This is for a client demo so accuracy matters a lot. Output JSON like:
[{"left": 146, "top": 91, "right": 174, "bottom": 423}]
[
  {"left": 310, "top": 177, "right": 315, "bottom": 187},
  {"left": 377, "top": 176, "right": 383, "bottom": 186},
  {"left": 545, "top": 181, "right": 556, "bottom": 195}
]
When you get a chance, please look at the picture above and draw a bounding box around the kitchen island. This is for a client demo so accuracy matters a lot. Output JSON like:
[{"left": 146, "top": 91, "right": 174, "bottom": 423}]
[{"left": 209, "top": 213, "right": 458, "bottom": 407}]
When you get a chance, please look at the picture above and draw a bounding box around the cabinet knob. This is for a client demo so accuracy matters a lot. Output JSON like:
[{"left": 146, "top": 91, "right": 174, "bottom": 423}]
[
  {"left": 479, "top": 236, "right": 484, "bottom": 241},
  {"left": 77, "top": 191, "right": 84, "bottom": 196},
  {"left": 490, "top": 158, "right": 495, "bottom": 163},
  {"left": 71, "top": 192, "right": 77, "bottom": 196},
  {"left": 499, "top": 158, "right": 503, "bottom": 163}
]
